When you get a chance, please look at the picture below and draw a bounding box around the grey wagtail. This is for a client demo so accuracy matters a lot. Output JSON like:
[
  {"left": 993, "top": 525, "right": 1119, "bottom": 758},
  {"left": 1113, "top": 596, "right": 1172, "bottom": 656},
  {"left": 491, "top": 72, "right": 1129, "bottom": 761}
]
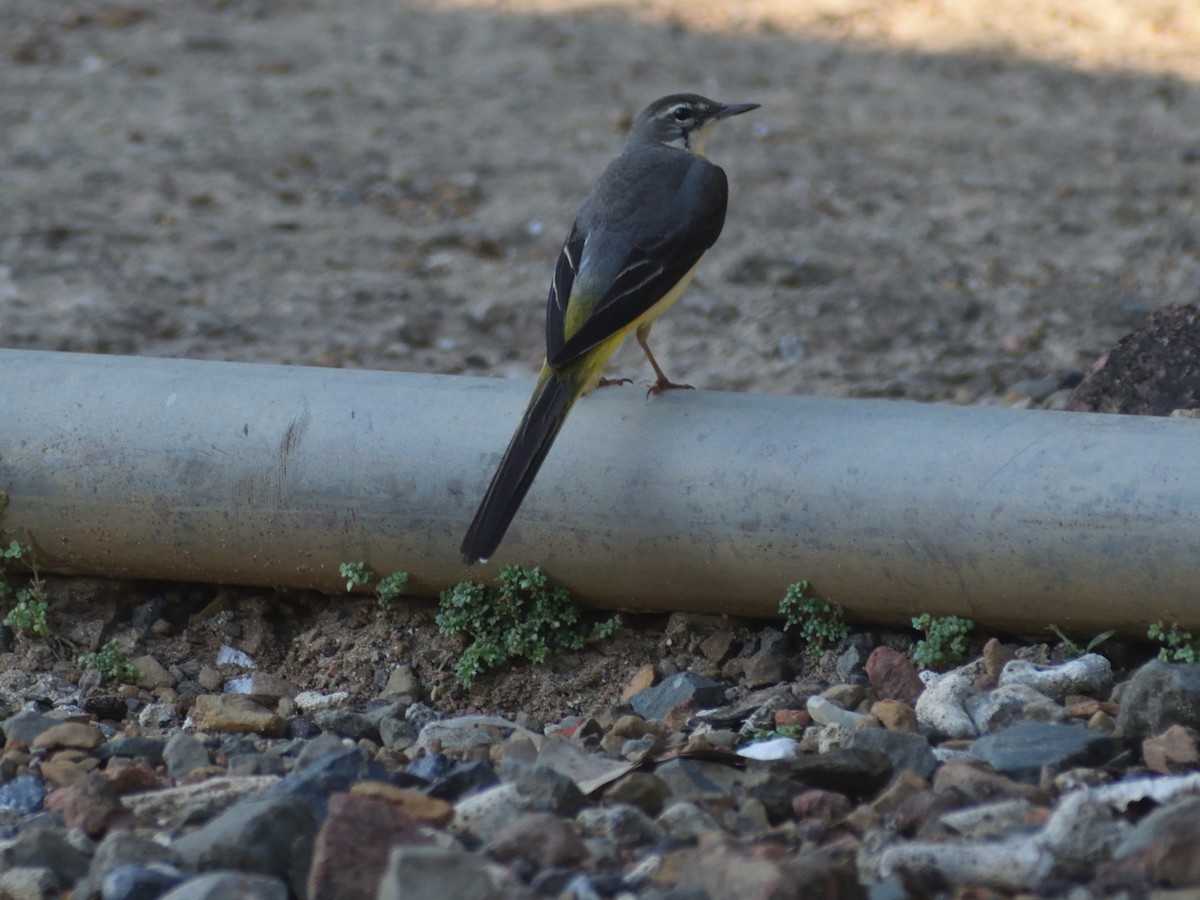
[{"left": 460, "top": 93, "right": 758, "bottom": 565}]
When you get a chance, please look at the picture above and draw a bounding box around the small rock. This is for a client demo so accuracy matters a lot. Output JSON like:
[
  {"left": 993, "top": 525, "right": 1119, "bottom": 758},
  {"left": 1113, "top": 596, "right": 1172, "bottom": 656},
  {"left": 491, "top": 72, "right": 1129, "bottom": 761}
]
[
  {"left": 2, "top": 710, "right": 57, "bottom": 748},
  {"left": 377, "top": 846, "right": 502, "bottom": 900},
  {"left": 39, "top": 748, "right": 100, "bottom": 788},
  {"left": 577, "top": 803, "right": 663, "bottom": 847},
  {"left": 835, "top": 633, "right": 876, "bottom": 685},
  {"left": 81, "top": 829, "right": 181, "bottom": 899},
  {"left": 1105, "top": 794, "right": 1200, "bottom": 886},
  {"left": 820, "top": 683, "right": 869, "bottom": 709},
  {"left": 657, "top": 801, "right": 721, "bottom": 842},
  {"left": 998, "top": 654, "right": 1113, "bottom": 701},
  {"left": 450, "top": 783, "right": 523, "bottom": 840},
  {"left": 604, "top": 772, "right": 670, "bottom": 817},
  {"left": 932, "top": 758, "right": 1044, "bottom": 804},
  {"left": 979, "top": 638, "right": 1017, "bottom": 689},
  {"left": 0, "top": 775, "right": 46, "bottom": 815},
  {"left": 489, "top": 811, "right": 587, "bottom": 868},
  {"left": 190, "top": 695, "right": 285, "bottom": 737},
  {"left": 266, "top": 746, "right": 367, "bottom": 821},
  {"left": 774, "top": 747, "right": 893, "bottom": 797},
  {"left": 806, "top": 695, "right": 865, "bottom": 728},
  {"left": 0, "top": 866, "right": 59, "bottom": 899},
  {"left": 222, "top": 672, "right": 297, "bottom": 705},
  {"left": 350, "top": 782, "right": 454, "bottom": 828},
  {"left": 970, "top": 722, "right": 1119, "bottom": 783},
  {"left": 306, "top": 791, "right": 428, "bottom": 900},
  {"left": 138, "top": 702, "right": 178, "bottom": 729},
  {"left": 103, "top": 760, "right": 162, "bottom": 795},
  {"left": 44, "top": 773, "right": 129, "bottom": 837},
  {"left": 774, "top": 707, "right": 812, "bottom": 730},
  {"left": 380, "top": 666, "right": 422, "bottom": 703},
  {"left": 965, "top": 683, "right": 1074, "bottom": 733},
  {"left": 792, "top": 788, "right": 853, "bottom": 826},
  {"left": 628, "top": 672, "right": 727, "bottom": 721},
  {"left": 915, "top": 667, "right": 978, "bottom": 740},
  {"left": 1066, "top": 301, "right": 1200, "bottom": 415},
  {"left": 379, "top": 718, "right": 418, "bottom": 751},
  {"left": 428, "top": 759, "right": 499, "bottom": 802},
  {"left": 698, "top": 631, "right": 737, "bottom": 665},
  {"left": 620, "top": 664, "right": 656, "bottom": 704},
  {"left": 31, "top": 722, "right": 103, "bottom": 752},
  {"left": 741, "top": 645, "right": 792, "bottom": 688},
  {"left": 510, "top": 763, "right": 585, "bottom": 816},
  {"left": 97, "top": 737, "right": 166, "bottom": 767},
  {"left": 938, "top": 798, "right": 1041, "bottom": 840},
  {"left": 872, "top": 700, "right": 918, "bottom": 733},
  {"left": 1142, "top": 724, "right": 1200, "bottom": 774},
  {"left": 0, "top": 827, "right": 91, "bottom": 887},
  {"left": 847, "top": 728, "right": 937, "bottom": 780},
  {"left": 414, "top": 715, "right": 523, "bottom": 757},
  {"left": 866, "top": 646, "right": 924, "bottom": 704},
  {"left": 130, "top": 655, "right": 176, "bottom": 690},
  {"left": 313, "top": 708, "right": 379, "bottom": 743},
  {"left": 163, "top": 732, "right": 210, "bottom": 781},
  {"left": 158, "top": 872, "right": 288, "bottom": 900},
  {"left": 171, "top": 793, "right": 315, "bottom": 895},
  {"left": 1115, "top": 659, "right": 1200, "bottom": 741},
  {"left": 870, "top": 768, "right": 932, "bottom": 818},
  {"left": 215, "top": 645, "right": 255, "bottom": 668},
  {"left": 293, "top": 691, "right": 350, "bottom": 715},
  {"left": 100, "top": 863, "right": 187, "bottom": 900}
]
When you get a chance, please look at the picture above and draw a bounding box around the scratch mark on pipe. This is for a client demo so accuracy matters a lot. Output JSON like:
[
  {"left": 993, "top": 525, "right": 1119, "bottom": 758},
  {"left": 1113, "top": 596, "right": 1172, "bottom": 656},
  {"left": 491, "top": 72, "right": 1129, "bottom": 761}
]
[{"left": 279, "top": 407, "right": 312, "bottom": 478}]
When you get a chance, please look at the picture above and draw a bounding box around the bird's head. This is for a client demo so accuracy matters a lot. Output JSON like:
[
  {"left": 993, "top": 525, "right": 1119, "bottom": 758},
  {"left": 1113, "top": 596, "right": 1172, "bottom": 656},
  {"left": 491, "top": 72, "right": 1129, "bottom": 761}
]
[{"left": 630, "top": 93, "right": 759, "bottom": 156}]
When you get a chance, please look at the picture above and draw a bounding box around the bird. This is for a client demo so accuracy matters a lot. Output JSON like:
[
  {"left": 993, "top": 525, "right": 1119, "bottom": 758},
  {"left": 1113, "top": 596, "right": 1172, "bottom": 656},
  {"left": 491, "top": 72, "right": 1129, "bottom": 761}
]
[{"left": 460, "top": 93, "right": 758, "bottom": 566}]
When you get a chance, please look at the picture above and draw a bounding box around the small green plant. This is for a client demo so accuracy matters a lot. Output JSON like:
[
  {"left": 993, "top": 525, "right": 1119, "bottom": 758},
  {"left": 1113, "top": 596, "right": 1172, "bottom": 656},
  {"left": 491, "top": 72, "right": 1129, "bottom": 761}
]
[
  {"left": 77, "top": 639, "right": 140, "bottom": 683},
  {"left": 1049, "top": 624, "right": 1115, "bottom": 659},
  {"left": 779, "top": 581, "right": 850, "bottom": 656},
  {"left": 1148, "top": 621, "right": 1200, "bottom": 663},
  {"left": 0, "top": 539, "right": 49, "bottom": 638},
  {"left": 912, "top": 613, "right": 974, "bottom": 671},
  {"left": 339, "top": 562, "right": 409, "bottom": 611},
  {"left": 437, "top": 564, "right": 618, "bottom": 687}
]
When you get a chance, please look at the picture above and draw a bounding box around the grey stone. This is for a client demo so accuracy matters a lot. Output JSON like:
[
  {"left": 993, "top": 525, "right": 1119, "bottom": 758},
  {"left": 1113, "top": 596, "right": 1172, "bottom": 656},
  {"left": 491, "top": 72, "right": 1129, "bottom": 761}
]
[
  {"left": 998, "top": 654, "right": 1113, "bottom": 701},
  {"left": 294, "top": 732, "right": 346, "bottom": 768},
  {"left": 769, "top": 747, "right": 893, "bottom": 797},
  {"left": 847, "top": 728, "right": 937, "bottom": 780},
  {"left": 576, "top": 803, "right": 663, "bottom": 847},
  {"left": 657, "top": 801, "right": 722, "bottom": 842},
  {"left": 1115, "top": 659, "right": 1200, "bottom": 741},
  {"left": 377, "top": 846, "right": 502, "bottom": 900},
  {"left": 835, "top": 633, "right": 876, "bottom": 685},
  {"left": 96, "top": 737, "right": 165, "bottom": 766},
  {"left": 158, "top": 872, "right": 288, "bottom": 900},
  {"left": 0, "top": 827, "right": 91, "bottom": 888},
  {"left": 380, "top": 667, "right": 422, "bottom": 703},
  {"left": 628, "top": 672, "right": 727, "bottom": 721},
  {"left": 604, "top": 773, "right": 671, "bottom": 817},
  {"left": 969, "top": 722, "right": 1119, "bottom": 783},
  {"left": 0, "top": 774, "right": 46, "bottom": 815},
  {"left": 2, "top": 710, "right": 57, "bottom": 748},
  {"left": 100, "top": 863, "right": 187, "bottom": 900},
  {"left": 510, "top": 764, "right": 586, "bottom": 816},
  {"left": 1108, "top": 794, "right": 1200, "bottom": 885},
  {"left": 0, "top": 866, "right": 58, "bottom": 900},
  {"left": 428, "top": 759, "right": 499, "bottom": 802},
  {"left": 171, "top": 793, "right": 315, "bottom": 894},
  {"left": 651, "top": 759, "right": 732, "bottom": 803},
  {"left": 163, "top": 732, "right": 210, "bottom": 781},
  {"left": 267, "top": 746, "right": 366, "bottom": 820},
  {"left": 965, "top": 683, "right": 1073, "bottom": 733},
  {"left": 379, "top": 718, "right": 418, "bottom": 751},
  {"left": 312, "top": 707, "right": 379, "bottom": 742},
  {"left": 741, "top": 644, "right": 792, "bottom": 688},
  {"left": 83, "top": 830, "right": 180, "bottom": 899}
]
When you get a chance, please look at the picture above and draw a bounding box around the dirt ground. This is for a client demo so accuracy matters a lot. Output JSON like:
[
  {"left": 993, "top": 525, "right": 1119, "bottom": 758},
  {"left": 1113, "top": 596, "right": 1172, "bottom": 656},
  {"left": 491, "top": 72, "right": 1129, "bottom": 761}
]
[{"left": 1, "top": 0, "right": 1198, "bottom": 715}]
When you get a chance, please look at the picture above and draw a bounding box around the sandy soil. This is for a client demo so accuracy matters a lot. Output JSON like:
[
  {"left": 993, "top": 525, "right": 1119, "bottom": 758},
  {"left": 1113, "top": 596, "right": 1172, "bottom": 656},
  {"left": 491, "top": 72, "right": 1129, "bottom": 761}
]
[
  {"left": 1, "top": 0, "right": 1198, "bottom": 713},
  {"left": 2, "top": 0, "right": 1198, "bottom": 404}
]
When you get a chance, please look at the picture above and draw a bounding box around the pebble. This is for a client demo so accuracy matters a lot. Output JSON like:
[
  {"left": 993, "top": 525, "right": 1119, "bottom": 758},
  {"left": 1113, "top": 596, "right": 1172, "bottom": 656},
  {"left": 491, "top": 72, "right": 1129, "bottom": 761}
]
[{"left": 0, "top": 626, "right": 1188, "bottom": 897}]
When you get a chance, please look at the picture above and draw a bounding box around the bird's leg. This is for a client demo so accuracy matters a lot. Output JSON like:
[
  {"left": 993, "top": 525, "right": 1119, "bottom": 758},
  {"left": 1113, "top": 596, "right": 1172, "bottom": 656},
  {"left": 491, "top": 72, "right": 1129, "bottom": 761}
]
[{"left": 637, "top": 323, "right": 693, "bottom": 395}]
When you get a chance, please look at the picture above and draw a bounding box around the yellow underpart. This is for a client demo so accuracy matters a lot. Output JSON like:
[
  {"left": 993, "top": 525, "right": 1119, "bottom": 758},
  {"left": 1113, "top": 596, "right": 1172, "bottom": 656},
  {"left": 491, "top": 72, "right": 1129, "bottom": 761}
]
[{"left": 555, "top": 260, "right": 702, "bottom": 396}]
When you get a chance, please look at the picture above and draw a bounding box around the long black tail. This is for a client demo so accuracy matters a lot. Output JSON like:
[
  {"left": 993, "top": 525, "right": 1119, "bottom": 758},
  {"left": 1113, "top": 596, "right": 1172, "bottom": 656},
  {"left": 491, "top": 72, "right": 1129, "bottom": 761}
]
[{"left": 460, "top": 372, "right": 577, "bottom": 564}]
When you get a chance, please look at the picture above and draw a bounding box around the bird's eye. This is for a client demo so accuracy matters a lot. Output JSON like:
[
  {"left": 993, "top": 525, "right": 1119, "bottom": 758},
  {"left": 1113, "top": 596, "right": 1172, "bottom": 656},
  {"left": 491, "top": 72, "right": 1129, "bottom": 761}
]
[{"left": 672, "top": 106, "right": 691, "bottom": 122}]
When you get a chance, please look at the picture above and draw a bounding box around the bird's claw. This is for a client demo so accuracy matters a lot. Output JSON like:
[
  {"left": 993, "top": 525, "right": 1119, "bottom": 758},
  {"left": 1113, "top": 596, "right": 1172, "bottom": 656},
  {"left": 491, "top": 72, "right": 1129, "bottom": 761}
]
[
  {"left": 597, "top": 377, "right": 634, "bottom": 388},
  {"left": 646, "top": 380, "right": 695, "bottom": 397}
]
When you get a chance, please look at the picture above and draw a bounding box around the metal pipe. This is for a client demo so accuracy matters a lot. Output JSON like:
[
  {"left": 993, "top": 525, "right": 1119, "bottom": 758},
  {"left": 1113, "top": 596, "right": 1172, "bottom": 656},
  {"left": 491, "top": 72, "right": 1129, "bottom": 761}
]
[{"left": 1, "top": 349, "right": 1197, "bottom": 634}]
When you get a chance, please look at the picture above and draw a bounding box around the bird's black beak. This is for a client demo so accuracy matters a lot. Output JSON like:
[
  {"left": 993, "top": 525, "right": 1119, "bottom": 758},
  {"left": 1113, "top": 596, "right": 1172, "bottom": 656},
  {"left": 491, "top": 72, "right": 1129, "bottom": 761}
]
[{"left": 715, "top": 102, "right": 760, "bottom": 120}]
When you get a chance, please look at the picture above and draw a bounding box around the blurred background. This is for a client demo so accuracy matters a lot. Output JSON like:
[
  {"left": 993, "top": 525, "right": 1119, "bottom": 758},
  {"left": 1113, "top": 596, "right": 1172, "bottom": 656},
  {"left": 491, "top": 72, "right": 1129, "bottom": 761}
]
[{"left": 1, "top": 0, "right": 1197, "bottom": 404}]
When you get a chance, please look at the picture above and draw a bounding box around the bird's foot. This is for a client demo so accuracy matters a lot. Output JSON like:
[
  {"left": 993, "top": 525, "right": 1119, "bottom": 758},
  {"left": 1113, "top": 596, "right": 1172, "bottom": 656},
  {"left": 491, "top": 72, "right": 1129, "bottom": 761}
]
[
  {"left": 646, "top": 379, "right": 695, "bottom": 397},
  {"left": 597, "top": 376, "right": 634, "bottom": 388}
]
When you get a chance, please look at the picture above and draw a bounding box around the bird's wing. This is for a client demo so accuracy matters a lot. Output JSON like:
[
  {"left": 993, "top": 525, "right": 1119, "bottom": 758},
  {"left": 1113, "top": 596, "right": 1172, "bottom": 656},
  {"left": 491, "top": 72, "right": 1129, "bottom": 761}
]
[{"left": 545, "top": 166, "right": 728, "bottom": 368}]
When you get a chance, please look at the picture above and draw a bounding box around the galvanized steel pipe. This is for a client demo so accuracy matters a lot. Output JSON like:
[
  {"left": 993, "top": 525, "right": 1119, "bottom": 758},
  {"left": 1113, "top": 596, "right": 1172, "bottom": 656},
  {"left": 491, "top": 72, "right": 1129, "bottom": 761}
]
[{"left": 0, "top": 349, "right": 1197, "bottom": 634}]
